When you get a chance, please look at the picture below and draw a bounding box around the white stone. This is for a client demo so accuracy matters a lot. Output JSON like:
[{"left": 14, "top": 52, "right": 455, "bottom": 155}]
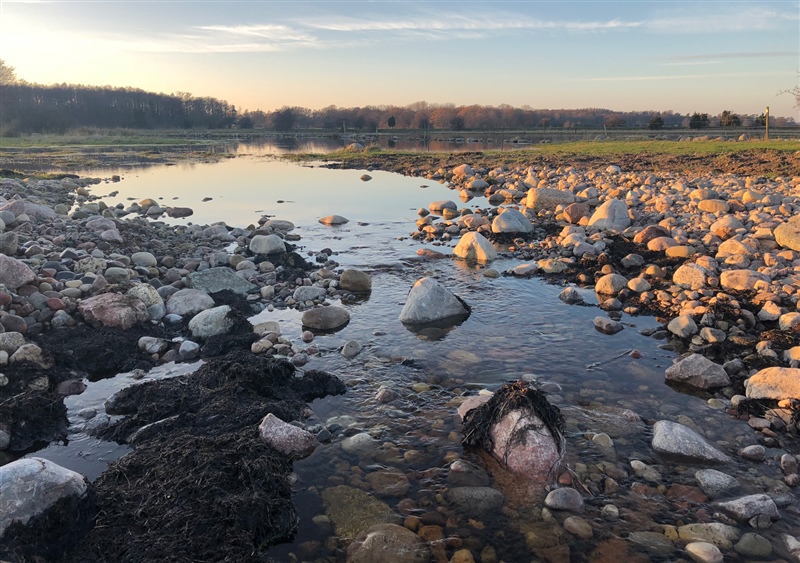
[{"left": 453, "top": 231, "right": 497, "bottom": 263}]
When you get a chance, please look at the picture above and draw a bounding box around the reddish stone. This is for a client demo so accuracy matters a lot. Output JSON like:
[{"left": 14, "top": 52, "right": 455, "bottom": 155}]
[
  {"left": 0, "top": 293, "right": 11, "bottom": 307},
  {"left": 590, "top": 539, "right": 649, "bottom": 563},
  {"left": 666, "top": 484, "right": 708, "bottom": 503},
  {"left": 46, "top": 298, "right": 65, "bottom": 311}
]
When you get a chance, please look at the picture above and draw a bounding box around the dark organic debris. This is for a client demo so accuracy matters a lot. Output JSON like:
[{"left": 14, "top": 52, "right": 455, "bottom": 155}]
[
  {"left": 63, "top": 350, "right": 345, "bottom": 563},
  {"left": 462, "top": 380, "right": 566, "bottom": 455}
]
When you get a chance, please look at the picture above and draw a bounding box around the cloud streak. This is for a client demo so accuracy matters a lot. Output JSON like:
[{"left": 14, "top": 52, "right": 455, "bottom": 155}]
[{"left": 577, "top": 71, "right": 793, "bottom": 82}]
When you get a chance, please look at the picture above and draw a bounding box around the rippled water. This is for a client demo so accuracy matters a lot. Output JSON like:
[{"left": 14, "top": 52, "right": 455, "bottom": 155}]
[{"left": 29, "top": 155, "right": 799, "bottom": 561}]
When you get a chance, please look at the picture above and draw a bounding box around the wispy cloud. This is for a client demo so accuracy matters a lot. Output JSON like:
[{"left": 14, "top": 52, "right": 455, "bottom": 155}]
[
  {"left": 644, "top": 6, "right": 798, "bottom": 33},
  {"left": 577, "top": 71, "right": 793, "bottom": 82},
  {"left": 662, "top": 61, "right": 724, "bottom": 67}
]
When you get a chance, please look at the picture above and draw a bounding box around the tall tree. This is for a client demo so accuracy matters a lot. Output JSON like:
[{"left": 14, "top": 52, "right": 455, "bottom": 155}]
[
  {"left": 719, "top": 110, "right": 741, "bottom": 127},
  {"left": 387, "top": 115, "right": 396, "bottom": 128},
  {"left": 689, "top": 112, "right": 710, "bottom": 129},
  {"left": 648, "top": 116, "right": 664, "bottom": 130},
  {"left": 0, "top": 59, "right": 18, "bottom": 85}
]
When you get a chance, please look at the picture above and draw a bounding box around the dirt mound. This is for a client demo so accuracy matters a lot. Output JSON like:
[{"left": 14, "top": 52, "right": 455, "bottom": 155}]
[{"left": 63, "top": 351, "right": 346, "bottom": 563}]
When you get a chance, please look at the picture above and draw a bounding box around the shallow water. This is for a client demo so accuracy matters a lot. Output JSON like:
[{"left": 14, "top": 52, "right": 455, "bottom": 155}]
[{"left": 27, "top": 155, "right": 799, "bottom": 561}]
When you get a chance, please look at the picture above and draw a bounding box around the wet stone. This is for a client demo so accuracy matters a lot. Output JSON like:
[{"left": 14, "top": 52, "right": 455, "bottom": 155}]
[{"left": 544, "top": 488, "right": 583, "bottom": 512}]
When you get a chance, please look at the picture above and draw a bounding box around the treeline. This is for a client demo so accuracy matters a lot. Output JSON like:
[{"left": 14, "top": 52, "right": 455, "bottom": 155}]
[
  {"left": 0, "top": 84, "right": 239, "bottom": 134},
  {"left": 1, "top": 82, "right": 796, "bottom": 136},
  {"left": 244, "top": 104, "right": 795, "bottom": 132}
]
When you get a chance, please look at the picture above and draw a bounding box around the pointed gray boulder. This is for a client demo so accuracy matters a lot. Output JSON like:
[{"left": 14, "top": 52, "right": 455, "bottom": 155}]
[{"left": 399, "top": 277, "right": 470, "bottom": 325}]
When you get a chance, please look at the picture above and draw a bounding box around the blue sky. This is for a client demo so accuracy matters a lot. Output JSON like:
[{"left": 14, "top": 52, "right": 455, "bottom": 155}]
[{"left": 1, "top": 1, "right": 798, "bottom": 117}]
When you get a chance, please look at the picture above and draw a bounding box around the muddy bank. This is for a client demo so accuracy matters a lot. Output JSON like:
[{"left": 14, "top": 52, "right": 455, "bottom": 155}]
[{"left": 321, "top": 147, "right": 800, "bottom": 179}]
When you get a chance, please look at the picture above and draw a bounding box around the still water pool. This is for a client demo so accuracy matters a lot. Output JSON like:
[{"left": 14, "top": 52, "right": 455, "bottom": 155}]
[{"left": 30, "top": 154, "right": 799, "bottom": 561}]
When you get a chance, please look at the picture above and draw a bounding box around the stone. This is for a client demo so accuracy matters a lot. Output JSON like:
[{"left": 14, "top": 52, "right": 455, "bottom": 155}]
[
  {"left": 715, "top": 494, "right": 779, "bottom": 522},
  {"left": 720, "top": 269, "right": 768, "bottom": 292},
  {"left": 525, "top": 187, "right": 575, "bottom": 212},
  {"left": 258, "top": 413, "right": 317, "bottom": 459},
  {"left": 127, "top": 284, "right": 163, "bottom": 308},
  {"left": 130, "top": 251, "right": 157, "bottom": 268},
  {"left": 103, "top": 266, "right": 130, "bottom": 284},
  {"left": 301, "top": 306, "right": 350, "bottom": 332},
  {"left": 665, "top": 354, "right": 730, "bottom": 389},
  {"left": 319, "top": 215, "right": 349, "bottom": 225},
  {"left": 365, "top": 469, "right": 410, "bottom": 497},
  {"left": 544, "top": 488, "right": 583, "bottom": 511},
  {"left": 488, "top": 407, "right": 564, "bottom": 482},
  {"left": 341, "top": 432, "right": 377, "bottom": 458},
  {"left": 249, "top": 234, "right": 286, "bottom": 254},
  {"left": 564, "top": 516, "right": 593, "bottom": 539},
  {"left": 138, "top": 336, "right": 169, "bottom": 355},
  {"left": 453, "top": 231, "right": 497, "bottom": 263},
  {"left": 339, "top": 269, "right": 372, "bottom": 292},
  {"left": 651, "top": 420, "right": 730, "bottom": 464},
  {"left": 563, "top": 202, "right": 589, "bottom": 223},
  {"left": 774, "top": 216, "right": 800, "bottom": 251},
  {"left": 322, "top": 485, "right": 395, "bottom": 541},
  {"left": 178, "top": 340, "right": 200, "bottom": 360},
  {"left": 594, "top": 316, "right": 623, "bottom": 335},
  {"left": 447, "top": 460, "right": 490, "bottom": 488},
  {"left": 559, "top": 286, "right": 584, "bottom": 304},
  {"left": 0, "top": 255, "right": 35, "bottom": 290},
  {"left": 188, "top": 267, "right": 258, "bottom": 297},
  {"left": 698, "top": 199, "right": 730, "bottom": 214},
  {"left": 0, "top": 232, "right": 19, "bottom": 256},
  {"left": 492, "top": 208, "right": 533, "bottom": 233},
  {"left": 399, "top": 277, "right": 469, "bottom": 325},
  {"left": 346, "top": 523, "right": 431, "bottom": 563},
  {"left": 678, "top": 523, "right": 741, "bottom": 550},
  {"left": 667, "top": 315, "right": 698, "bottom": 338},
  {"left": 341, "top": 340, "right": 362, "bottom": 359},
  {"left": 429, "top": 200, "right": 457, "bottom": 213},
  {"left": 293, "top": 286, "right": 326, "bottom": 302},
  {"left": 447, "top": 487, "right": 504, "bottom": 516},
  {"left": 78, "top": 293, "right": 149, "bottom": 330},
  {"left": 673, "top": 263, "right": 708, "bottom": 290},
  {"left": 734, "top": 533, "right": 773, "bottom": 558},
  {"left": 10, "top": 344, "right": 52, "bottom": 368},
  {"left": 595, "top": 273, "right": 628, "bottom": 295},
  {"left": 0, "top": 332, "right": 26, "bottom": 355},
  {"left": 745, "top": 367, "right": 800, "bottom": 401},
  {"left": 633, "top": 225, "right": 670, "bottom": 245},
  {"left": 188, "top": 305, "right": 235, "bottom": 339},
  {"left": 685, "top": 542, "right": 723, "bottom": 563},
  {"left": 0, "top": 457, "right": 88, "bottom": 537},
  {"left": 165, "top": 289, "right": 215, "bottom": 317},
  {"left": 588, "top": 199, "right": 630, "bottom": 231},
  {"left": 166, "top": 207, "right": 193, "bottom": 218},
  {"left": 695, "top": 469, "right": 740, "bottom": 499}
]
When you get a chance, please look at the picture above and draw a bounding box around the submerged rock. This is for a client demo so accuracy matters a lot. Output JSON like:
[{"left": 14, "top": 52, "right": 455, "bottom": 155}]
[
  {"left": 651, "top": 420, "right": 730, "bottom": 464},
  {"left": 301, "top": 306, "right": 350, "bottom": 332},
  {"left": 462, "top": 381, "right": 565, "bottom": 484},
  {"left": 346, "top": 523, "right": 431, "bottom": 563},
  {"left": 665, "top": 354, "right": 730, "bottom": 390}
]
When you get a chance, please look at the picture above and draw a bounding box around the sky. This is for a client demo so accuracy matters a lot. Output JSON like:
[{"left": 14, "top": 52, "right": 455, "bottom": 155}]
[{"left": 1, "top": 0, "right": 798, "bottom": 118}]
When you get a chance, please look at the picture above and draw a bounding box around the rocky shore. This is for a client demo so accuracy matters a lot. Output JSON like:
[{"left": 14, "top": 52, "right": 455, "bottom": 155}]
[{"left": 0, "top": 146, "right": 799, "bottom": 562}]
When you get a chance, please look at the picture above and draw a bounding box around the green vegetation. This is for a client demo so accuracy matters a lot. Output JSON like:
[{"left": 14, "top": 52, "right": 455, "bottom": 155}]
[{"left": 289, "top": 138, "right": 799, "bottom": 163}]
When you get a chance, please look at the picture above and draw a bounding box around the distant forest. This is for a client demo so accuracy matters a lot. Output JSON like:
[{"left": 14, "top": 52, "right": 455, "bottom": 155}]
[{"left": 0, "top": 79, "right": 796, "bottom": 136}]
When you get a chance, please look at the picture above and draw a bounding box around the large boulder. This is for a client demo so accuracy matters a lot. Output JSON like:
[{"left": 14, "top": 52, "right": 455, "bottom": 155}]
[
  {"left": 461, "top": 382, "right": 565, "bottom": 484},
  {"left": 673, "top": 263, "right": 708, "bottom": 290},
  {"left": 399, "top": 277, "right": 470, "bottom": 325},
  {"left": 0, "top": 200, "right": 56, "bottom": 222},
  {"left": 491, "top": 208, "right": 533, "bottom": 234},
  {"left": 301, "top": 306, "right": 350, "bottom": 332},
  {"left": 595, "top": 273, "right": 628, "bottom": 295},
  {"left": 525, "top": 187, "right": 575, "bottom": 212},
  {"left": 0, "top": 255, "right": 35, "bottom": 290},
  {"left": 249, "top": 234, "right": 286, "bottom": 255},
  {"left": 745, "top": 367, "right": 800, "bottom": 401},
  {"left": 774, "top": 216, "right": 800, "bottom": 251},
  {"left": 453, "top": 231, "right": 497, "bottom": 263},
  {"left": 188, "top": 305, "right": 235, "bottom": 339},
  {"left": 78, "top": 293, "right": 149, "bottom": 330},
  {"left": 188, "top": 267, "right": 258, "bottom": 297},
  {"left": 665, "top": 354, "right": 730, "bottom": 389},
  {"left": 587, "top": 199, "right": 630, "bottom": 231},
  {"left": 346, "top": 523, "right": 431, "bottom": 563},
  {"left": 651, "top": 420, "right": 730, "bottom": 464},
  {"left": 720, "top": 270, "right": 768, "bottom": 292},
  {"left": 0, "top": 457, "right": 88, "bottom": 537},
  {"left": 339, "top": 269, "right": 372, "bottom": 293},
  {"left": 165, "top": 289, "right": 215, "bottom": 317},
  {"left": 319, "top": 215, "right": 349, "bottom": 226}
]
